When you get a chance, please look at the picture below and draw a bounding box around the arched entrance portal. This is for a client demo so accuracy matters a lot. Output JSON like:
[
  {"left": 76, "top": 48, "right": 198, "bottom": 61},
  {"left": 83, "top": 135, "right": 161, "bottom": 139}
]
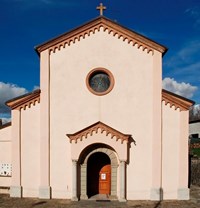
[
  {"left": 79, "top": 144, "right": 118, "bottom": 200},
  {"left": 87, "top": 152, "right": 111, "bottom": 197},
  {"left": 68, "top": 121, "right": 130, "bottom": 201}
]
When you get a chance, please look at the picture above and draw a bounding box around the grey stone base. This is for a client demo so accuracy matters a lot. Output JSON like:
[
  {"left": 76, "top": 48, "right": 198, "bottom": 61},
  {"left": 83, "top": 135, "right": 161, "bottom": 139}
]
[
  {"left": 150, "top": 188, "right": 163, "bottom": 201},
  {"left": 178, "top": 188, "right": 190, "bottom": 200},
  {"left": 10, "top": 186, "right": 22, "bottom": 197},
  {"left": 80, "top": 194, "right": 88, "bottom": 200},
  {"left": 39, "top": 186, "right": 51, "bottom": 199},
  {"left": 72, "top": 196, "right": 78, "bottom": 201},
  {"left": 119, "top": 198, "right": 127, "bottom": 202}
]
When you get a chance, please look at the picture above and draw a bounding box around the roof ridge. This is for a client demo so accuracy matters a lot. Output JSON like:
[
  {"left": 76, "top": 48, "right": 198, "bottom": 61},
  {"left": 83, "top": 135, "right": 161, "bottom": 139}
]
[{"left": 35, "top": 16, "right": 167, "bottom": 56}]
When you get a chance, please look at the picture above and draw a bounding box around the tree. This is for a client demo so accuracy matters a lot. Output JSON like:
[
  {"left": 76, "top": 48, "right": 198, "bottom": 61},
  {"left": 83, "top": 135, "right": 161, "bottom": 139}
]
[{"left": 189, "top": 104, "right": 200, "bottom": 121}]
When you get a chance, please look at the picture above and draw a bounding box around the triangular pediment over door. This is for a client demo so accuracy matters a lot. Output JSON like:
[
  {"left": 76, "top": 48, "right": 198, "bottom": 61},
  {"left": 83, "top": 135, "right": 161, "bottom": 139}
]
[{"left": 67, "top": 121, "right": 132, "bottom": 161}]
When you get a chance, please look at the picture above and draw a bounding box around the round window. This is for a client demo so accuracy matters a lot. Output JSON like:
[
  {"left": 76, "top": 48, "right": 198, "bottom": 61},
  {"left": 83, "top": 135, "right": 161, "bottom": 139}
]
[{"left": 86, "top": 68, "right": 114, "bottom": 96}]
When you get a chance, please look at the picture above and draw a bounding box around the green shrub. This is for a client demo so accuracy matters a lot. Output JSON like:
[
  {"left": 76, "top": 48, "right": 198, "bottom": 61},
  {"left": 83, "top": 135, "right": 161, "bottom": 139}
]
[{"left": 192, "top": 148, "right": 200, "bottom": 157}]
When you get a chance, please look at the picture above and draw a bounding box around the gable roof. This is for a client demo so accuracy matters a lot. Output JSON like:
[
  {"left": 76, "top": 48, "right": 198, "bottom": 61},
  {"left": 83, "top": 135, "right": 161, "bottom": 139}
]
[
  {"left": 35, "top": 16, "right": 167, "bottom": 56},
  {"left": 162, "top": 89, "right": 194, "bottom": 111},
  {"left": 6, "top": 89, "right": 40, "bottom": 110}
]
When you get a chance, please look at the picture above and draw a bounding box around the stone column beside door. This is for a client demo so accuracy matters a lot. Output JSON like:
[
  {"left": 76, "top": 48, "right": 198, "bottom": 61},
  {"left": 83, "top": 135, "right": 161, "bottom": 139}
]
[
  {"left": 80, "top": 163, "right": 88, "bottom": 199},
  {"left": 72, "top": 160, "right": 78, "bottom": 201},
  {"left": 111, "top": 165, "right": 118, "bottom": 196},
  {"left": 119, "top": 160, "right": 126, "bottom": 202}
]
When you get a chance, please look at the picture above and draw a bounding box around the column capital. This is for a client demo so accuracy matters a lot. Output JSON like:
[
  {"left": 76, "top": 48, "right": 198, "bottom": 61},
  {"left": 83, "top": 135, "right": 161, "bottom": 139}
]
[{"left": 81, "top": 163, "right": 87, "bottom": 166}]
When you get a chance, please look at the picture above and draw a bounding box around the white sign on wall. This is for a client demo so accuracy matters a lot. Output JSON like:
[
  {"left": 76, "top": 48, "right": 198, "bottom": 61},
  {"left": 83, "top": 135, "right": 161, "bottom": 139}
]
[
  {"left": 101, "top": 173, "right": 106, "bottom": 180},
  {"left": 0, "top": 163, "right": 12, "bottom": 176}
]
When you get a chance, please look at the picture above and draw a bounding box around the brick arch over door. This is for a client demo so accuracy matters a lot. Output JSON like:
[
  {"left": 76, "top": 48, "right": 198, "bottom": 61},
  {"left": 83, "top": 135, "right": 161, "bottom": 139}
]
[{"left": 79, "top": 146, "right": 119, "bottom": 199}]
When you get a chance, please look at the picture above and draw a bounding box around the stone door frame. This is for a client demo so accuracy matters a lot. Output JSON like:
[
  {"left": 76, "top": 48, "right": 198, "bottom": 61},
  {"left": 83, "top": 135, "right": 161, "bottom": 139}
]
[{"left": 80, "top": 147, "right": 118, "bottom": 199}]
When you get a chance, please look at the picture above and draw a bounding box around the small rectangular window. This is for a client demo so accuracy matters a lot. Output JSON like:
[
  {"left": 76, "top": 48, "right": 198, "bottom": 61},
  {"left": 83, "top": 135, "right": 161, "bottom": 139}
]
[{"left": 192, "top": 134, "right": 199, "bottom": 138}]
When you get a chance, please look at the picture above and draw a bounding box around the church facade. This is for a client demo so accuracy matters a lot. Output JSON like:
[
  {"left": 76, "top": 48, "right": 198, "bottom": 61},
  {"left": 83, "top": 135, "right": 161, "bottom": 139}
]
[{"left": 0, "top": 16, "right": 194, "bottom": 201}]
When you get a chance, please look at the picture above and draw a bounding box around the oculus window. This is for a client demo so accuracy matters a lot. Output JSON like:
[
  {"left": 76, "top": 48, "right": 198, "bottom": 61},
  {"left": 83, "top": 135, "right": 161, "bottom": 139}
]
[{"left": 86, "top": 68, "right": 114, "bottom": 96}]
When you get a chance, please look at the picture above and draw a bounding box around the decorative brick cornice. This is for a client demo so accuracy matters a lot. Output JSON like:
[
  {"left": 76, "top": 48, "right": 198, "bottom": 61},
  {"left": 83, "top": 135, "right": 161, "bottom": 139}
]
[
  {"left": 162, "top": 89, "right": 194, "bottom": 111},
  {"left": 36, "top": 17, "right": 167, "bottom": 55},
  {"left": 6, "top": 90, "right": 40, "bottom": 110},
  {"left": 67, "top": 121, "right": 131, "bottom": 144}
]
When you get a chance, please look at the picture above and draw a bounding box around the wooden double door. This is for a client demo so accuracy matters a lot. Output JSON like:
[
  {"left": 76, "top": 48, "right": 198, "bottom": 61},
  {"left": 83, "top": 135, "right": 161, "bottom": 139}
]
[{"left": 87, "top": 152, "right": 111, "bottom": 197}]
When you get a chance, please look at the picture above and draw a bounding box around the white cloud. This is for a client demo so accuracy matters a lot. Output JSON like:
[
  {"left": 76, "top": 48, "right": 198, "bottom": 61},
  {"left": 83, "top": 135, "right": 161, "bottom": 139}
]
[
  {"left": 33, "top": 85, "right": 40, "bottom": 90},
  {"left": 0, "top": 117, "right": 11, "bottom": 125},
  {"left": 164, "top": 40, "right": 200, "bottom": 68},
  {"left": 163, "top": 39, "right": 200, "bottom": 98},
  {"left": 192, "top": 104, "right": 200, "bottom": 113},
  {"left": 185, "top": 6, "right": 200, "bottom": 28},
  {"left": 178, "top": 41, "right": 200, "bottom": 63},
  {"left": 0, "top": 82, "right": 28, "bottom": 114},
  {"left": 162, "top": 77, "right": 198, "bottom": 99}
]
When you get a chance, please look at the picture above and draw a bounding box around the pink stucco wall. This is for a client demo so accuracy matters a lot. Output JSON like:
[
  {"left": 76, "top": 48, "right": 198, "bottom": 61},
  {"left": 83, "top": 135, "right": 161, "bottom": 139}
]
[
  {"left": 21, "top": 103, "right": 40, "bottom": 197},
  {"left": 5, "top": 24, "right": 190, "bottom": 200},
  {"left": 162, "top": 102, "right": 189, "bottom": 199},
  {"left": 162, "top": 103, "right": 179, "bottom": 199},
  {"left": 48, "top": 28, "right": 162, "bottom": 199},
  {"left": 0, "top": 125, "right": 11, "bottom": 188}
]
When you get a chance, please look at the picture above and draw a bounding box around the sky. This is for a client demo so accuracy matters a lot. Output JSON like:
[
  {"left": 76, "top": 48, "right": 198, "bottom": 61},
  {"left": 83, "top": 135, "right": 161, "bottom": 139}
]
[{"left": 0, "top": 0, "right": 200, "bottom": 123}]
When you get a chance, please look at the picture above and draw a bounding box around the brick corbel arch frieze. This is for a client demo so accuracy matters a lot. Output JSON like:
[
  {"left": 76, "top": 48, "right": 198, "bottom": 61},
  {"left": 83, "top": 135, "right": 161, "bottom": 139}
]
[
  {"left": 67, "top": 121, "right": 130, "bottom": 144},
  {"left": 67, "top": 121, "right": 131, "bottom": 161}
]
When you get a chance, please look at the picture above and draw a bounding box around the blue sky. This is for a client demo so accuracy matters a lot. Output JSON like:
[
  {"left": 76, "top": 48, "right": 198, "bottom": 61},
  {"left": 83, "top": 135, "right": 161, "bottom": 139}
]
[{"left": 0, "top": 0, "right": 200, "bottom": 122}]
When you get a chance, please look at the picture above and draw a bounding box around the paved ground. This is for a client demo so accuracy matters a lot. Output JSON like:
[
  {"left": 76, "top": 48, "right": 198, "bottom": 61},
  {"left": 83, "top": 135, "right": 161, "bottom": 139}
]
[{"left": 0, "top": 186, "right": 199, "bottom": 208}]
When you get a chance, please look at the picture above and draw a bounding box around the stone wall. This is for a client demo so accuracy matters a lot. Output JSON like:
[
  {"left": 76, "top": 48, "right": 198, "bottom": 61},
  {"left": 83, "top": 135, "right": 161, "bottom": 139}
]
[{"left": 190, "top": 157, "right": 200, "bottom": 186}]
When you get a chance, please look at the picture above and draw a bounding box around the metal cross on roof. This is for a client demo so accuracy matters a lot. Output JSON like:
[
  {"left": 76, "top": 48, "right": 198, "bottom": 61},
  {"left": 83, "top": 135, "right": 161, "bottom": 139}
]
[{"left": 96, "top": 3, "right": 106, "bottom": 16}]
